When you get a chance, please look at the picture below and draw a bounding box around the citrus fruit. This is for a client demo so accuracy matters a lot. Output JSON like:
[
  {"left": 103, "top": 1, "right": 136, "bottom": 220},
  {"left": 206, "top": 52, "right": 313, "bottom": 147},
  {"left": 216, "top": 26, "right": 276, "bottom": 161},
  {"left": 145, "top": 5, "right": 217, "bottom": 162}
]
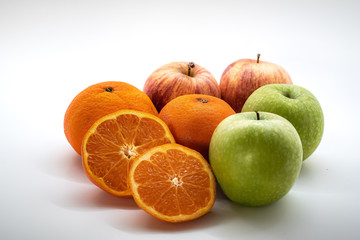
[
  {"left": 82, "top": 110, "right": 175, "bottom": 197},
  {"left": 159, "top": 94, "right": 235, "bottom": 159},
  {"left": 64, "top": 81, "right": 158, "bottom": 155},
  {"left": 129, "top": 143, "right": 216, "bottom": 223}
]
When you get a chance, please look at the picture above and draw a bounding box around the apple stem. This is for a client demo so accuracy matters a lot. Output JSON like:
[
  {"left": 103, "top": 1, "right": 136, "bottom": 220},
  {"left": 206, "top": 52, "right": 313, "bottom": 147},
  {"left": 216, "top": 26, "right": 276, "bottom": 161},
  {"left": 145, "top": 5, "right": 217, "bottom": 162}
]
[
  {"left": 257, "top": 54, "right": 260, "bottom": 63},
  {"left": 188, "top": 62, "right": 195, "bottom": 76},
  {"left": 255, "top": 111, "right": 260, "bottom": 120}
]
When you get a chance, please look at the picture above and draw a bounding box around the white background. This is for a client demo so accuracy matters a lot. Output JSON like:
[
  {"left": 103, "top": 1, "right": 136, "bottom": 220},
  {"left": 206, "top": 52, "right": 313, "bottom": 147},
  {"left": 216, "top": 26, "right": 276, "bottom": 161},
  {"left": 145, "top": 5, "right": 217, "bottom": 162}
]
[{"left": 1, "top": 0, "right": 360, "bottom": 239}]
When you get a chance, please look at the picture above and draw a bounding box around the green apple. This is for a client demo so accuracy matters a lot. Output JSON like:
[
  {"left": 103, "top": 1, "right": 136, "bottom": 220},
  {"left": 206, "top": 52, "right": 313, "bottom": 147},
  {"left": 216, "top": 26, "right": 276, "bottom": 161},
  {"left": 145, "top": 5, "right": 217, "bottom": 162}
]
[
  {"left": 242, "top": 84, "right": 324, "bottom": 160},
  {"left": 209, "top": 111, "right": 302, "bottom": 207}
]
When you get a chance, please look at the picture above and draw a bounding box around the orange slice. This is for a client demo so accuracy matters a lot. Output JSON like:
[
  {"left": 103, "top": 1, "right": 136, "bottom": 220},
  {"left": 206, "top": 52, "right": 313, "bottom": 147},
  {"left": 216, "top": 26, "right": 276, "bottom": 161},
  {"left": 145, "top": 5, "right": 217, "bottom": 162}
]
[
  {"left": 129, "top": 143, "right": 216, "bottom": 222},
  {"left": 82, "top": 110, "right": 175, "bottom": 197}
]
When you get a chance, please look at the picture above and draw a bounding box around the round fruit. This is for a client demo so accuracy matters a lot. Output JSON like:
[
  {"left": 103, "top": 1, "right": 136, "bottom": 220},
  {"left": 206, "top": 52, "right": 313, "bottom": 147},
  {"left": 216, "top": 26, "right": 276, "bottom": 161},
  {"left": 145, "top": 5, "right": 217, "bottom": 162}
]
[
  {"left": 209, "top": 112, "right": 303, "bottom": 206},
  {"left": 82, "top": 110, "right": 175, "bottom": 197},
  {"left": 159, "top": 94, "right": 235, "bottom": 159},
  {"left": 242, "top": 84, "right": 324, "bottom": 160},
  {"left": 64, "top": 81, "right": 158, "bottom": 154},
  {"left": 143, "top": 61, "right": 221, "bottom": 112},
  {"left": 220, "top": 54, "right": 292, "bottom": 112},
  {"left": 129, "top": 143, "right": 216, "bottom": 223}
]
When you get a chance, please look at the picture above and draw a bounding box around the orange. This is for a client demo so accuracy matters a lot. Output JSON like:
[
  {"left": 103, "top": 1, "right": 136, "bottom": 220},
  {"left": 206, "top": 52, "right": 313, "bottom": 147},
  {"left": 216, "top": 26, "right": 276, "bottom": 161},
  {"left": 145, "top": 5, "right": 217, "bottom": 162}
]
[
  {"left": 159, "top": 94, "right": 235, "bottom": 159},
  {"left": 82, "top": 110, "right": 175, "bottom": 197},
  {"left": 64, "top": 81, "right": 158, "bottom": 155},
  {"left": 129, "top": 143, "right": 216, "bottom": 223}
]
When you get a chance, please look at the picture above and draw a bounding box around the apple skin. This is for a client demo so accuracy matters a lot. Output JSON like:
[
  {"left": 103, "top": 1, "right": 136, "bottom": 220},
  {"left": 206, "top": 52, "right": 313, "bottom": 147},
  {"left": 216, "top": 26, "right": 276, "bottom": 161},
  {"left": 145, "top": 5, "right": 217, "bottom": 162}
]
[
  {"left": 220, "top": 57, "right": 292, "bottom": 112},
  {"left": 242, "top": 84, "right": 324, "bottom": 160},
  {"left": 209, "top": 112, "right": 303, "bottom": 207},
  {"left": 143, "top": 62, "right": 221, "bottom": 112}
]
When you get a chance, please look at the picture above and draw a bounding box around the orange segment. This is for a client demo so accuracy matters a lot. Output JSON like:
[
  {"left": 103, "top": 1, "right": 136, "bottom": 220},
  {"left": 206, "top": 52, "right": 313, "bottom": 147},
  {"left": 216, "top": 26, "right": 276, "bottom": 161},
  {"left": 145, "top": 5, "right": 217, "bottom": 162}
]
[
  {"left": 129, "top": 144, "right": 216, "bottom": 222},
  {"left": 82, "top": 110, "right": 175, "bottom": 197}
]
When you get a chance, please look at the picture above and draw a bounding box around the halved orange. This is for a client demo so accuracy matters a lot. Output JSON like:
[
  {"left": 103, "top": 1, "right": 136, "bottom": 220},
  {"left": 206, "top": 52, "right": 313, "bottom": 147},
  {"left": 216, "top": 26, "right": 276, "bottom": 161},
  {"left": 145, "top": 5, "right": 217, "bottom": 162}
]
[
  {"left": 129, "top": 143, "right": 216, "bottom": 223},
  {"left": 82, "top": 110, "right": 175, "bottom": 197}
]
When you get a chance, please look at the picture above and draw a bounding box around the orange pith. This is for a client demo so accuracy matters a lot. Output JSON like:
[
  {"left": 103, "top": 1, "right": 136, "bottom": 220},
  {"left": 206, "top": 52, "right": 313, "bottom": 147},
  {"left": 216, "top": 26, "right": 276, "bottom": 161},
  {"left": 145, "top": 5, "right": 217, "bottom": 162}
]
[
  {"left": 129, "top": 144, "right": 216, "bottom": 222},
  {"left": 82, "top": 110, "right": 175, "bottom": 197}
]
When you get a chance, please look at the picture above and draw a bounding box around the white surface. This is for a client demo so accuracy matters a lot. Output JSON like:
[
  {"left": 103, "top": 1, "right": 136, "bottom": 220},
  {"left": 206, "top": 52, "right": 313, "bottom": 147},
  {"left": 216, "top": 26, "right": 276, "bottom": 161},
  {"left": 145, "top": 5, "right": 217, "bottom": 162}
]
[{"left": 1, "top": 0, "right": 360, "bottom": 239}]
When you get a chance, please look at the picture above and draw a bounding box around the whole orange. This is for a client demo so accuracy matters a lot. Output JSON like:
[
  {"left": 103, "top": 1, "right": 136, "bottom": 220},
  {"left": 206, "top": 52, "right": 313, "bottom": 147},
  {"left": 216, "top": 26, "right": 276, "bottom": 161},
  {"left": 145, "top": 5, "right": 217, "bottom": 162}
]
[
  {"left": 159, "top": 94, "right": 235, "bottom": 159},
  {"left": 64, "top": 81, "right": 158, "bottom": 155}
]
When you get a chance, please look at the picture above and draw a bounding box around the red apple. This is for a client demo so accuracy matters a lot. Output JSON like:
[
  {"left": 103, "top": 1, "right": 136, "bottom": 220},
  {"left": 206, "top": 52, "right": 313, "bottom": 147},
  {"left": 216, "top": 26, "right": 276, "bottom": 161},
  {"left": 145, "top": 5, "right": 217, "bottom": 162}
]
[
  {"left": 143, "top": 61, "right": 221, "bottom": 112},
  {"left": 220, "top": 54, "right": 293, "bottom": 112}
]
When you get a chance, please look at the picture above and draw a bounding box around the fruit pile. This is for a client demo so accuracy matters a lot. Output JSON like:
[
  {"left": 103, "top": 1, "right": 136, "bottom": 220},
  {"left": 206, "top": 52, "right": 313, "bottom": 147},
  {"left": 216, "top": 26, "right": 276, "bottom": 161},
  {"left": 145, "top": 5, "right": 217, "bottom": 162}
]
[{"left": 64, "top": 55, "right": 324, "bottom": 223}]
